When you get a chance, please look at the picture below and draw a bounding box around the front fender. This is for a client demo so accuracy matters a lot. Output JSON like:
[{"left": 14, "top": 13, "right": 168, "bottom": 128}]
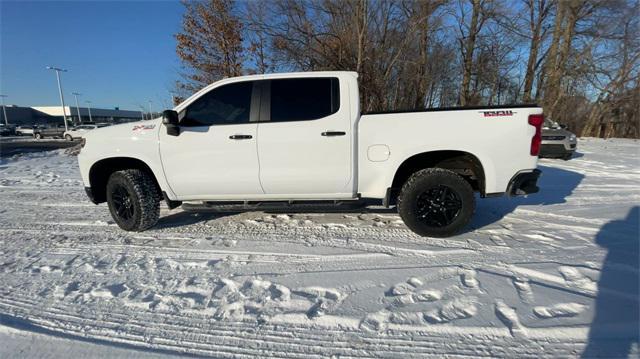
[{"left": 77, "top": 119, "right": 177, "bottom": 199}]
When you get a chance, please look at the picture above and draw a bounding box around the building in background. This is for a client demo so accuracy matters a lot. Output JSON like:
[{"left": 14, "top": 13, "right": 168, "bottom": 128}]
[
  {"left": 0, "top": 105, "right": 143, "bottom": 126},
  {"left": 0, "top": 106, "right": 55, "bottom": 126},
  {"left": 32, "top": 106, "right": 142, "bottom": 124}
]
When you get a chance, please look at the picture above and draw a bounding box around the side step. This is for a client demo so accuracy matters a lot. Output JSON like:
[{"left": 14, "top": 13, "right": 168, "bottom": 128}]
[{"left": 181, "top": 199, "right": 374, "bottom": 213}]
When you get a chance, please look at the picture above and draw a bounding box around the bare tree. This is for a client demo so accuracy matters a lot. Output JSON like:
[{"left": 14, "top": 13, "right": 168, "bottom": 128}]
[
  {"left": 175, "top": 0, "right": 244, "bottom": 96},
  {"left": 456, "top": 0, "right": 492, "bottom": 105},
  {"left": 244, "top": 1, "right": 274, "bottom": 74},
  {"left": 174, "top": 0, "right": 639, "bottom": 138},
  {"left": 581, "top": 4, "right": 640, "bottom": 137},
  {"left": 520, "top": 0, "right": 554, "bottom": 102}
]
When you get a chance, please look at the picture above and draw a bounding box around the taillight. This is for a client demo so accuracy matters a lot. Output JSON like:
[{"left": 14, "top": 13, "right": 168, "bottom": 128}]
[{"left": 528, "top": 114, "right": 544, "bottom": 156}]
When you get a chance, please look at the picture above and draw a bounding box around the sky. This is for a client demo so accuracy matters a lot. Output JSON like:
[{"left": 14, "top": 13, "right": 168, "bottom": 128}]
[{"left": 1, "top": 0, "right": 184, "bottom": 112}]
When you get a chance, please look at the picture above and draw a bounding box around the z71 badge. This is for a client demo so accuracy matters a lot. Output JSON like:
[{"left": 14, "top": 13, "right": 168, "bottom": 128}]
[
  {"left": 132, "top": 124, "right": 156, "bottom": 131},
  {"left": 480, "top": 110, "right": 514, "bottom": 117}
]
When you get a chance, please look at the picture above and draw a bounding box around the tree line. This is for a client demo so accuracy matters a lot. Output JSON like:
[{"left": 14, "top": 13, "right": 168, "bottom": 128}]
[{"left": 174, "top": 0, "right": 639, "bottom": 138}]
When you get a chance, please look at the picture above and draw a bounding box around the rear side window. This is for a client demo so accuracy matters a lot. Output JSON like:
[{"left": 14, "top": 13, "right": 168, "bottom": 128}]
[
  {"left": 182, "top": 81, "right": 253, "bottom": 126},
  {"left": 270, "top": 78, "right": 339, "bottom": 122}
]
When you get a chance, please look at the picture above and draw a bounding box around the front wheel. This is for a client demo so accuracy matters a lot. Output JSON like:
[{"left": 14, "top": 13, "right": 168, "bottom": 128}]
[
  {"left": 65, "top": 134, "right": 73, "bottom": 141},
  {"left": 397, "top": 168, "right": 475, "bottom": 237},
  {"left": 106, "top": 169, "right": 160, "bottom": 231},
  {"left": 34, "top": 133, "right": 42, "bottom": 140}
]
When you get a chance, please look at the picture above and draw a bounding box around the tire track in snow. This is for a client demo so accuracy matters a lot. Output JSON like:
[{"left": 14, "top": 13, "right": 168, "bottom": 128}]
[
  {"left": 0, "top": 293, "right": 586, "bottom": 358},
  {"left": 0, "top": 224, "right": 484, "bottom": 259}
]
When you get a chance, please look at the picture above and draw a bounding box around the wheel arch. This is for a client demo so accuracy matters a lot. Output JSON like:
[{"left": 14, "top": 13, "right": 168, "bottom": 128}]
[
  {"left": 387, "top": 150, "right": 486, "bottom": 205},
  {"left": 89, "top": 157, "right": 162, "bottom": 204}
]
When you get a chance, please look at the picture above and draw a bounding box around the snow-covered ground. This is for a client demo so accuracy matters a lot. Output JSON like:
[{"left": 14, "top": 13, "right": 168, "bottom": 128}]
[{"left": 0, "top": 138, "right": 638, "bottom": 358}]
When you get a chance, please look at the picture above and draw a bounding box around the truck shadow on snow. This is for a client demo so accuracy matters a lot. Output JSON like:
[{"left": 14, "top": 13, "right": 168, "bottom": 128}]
[
  {"left": 582, "top": 206, "right": 639, "bottom": 358},
  {"left": 155, "top": 211, "right": 232, "bottom": 229},
  {"left": 470, "top": 165, "right": 585, "bottom": 231},
  {"left": 154, "top": 207, "right": 397, "bottom": 230}
]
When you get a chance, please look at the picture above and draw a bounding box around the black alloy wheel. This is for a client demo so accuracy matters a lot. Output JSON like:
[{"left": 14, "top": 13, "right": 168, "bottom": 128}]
[
  {"left": 415, "top": 185, "right": 462, "bottom": 228},
  {"left": 106, "top": 169, "right": 160, "bottom": 231},
  {"left": 111, "top": 184, "right": 135, "bottom": 222},
  {"left": 397, "top": 168, "right": 475, "bottom": 237}
]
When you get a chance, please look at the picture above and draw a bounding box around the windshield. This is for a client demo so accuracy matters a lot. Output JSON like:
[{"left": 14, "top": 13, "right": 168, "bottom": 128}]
[{"left": 543, "top": 119, "right": 560, "bottom": 129}]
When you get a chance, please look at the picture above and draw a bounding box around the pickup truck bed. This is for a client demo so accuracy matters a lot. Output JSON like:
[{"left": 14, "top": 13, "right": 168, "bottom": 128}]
[{"left": 358, "top": 104, "right": 540, "bottom": 200}]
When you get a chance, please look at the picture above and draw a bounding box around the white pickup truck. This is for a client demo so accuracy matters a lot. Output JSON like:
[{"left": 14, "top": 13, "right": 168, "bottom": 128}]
[{"left": 78, "top": 71, "right": 543, "bottom": 237}]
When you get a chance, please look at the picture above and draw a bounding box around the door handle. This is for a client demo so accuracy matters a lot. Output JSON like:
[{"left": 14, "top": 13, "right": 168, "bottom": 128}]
[
  {"left": 229, "top": 134, "right": 253, "bottom": 140},
  {"left": 321, "top": 131, "right": 346, "bottom": 137}
]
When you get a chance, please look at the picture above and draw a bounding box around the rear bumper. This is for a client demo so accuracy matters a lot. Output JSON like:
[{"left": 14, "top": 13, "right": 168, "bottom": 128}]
[{"left": 507, "top": 169, "right": 541, "bottom": 196}]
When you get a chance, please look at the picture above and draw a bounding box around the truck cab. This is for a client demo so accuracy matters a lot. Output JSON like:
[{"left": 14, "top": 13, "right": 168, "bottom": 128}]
[{"left": 160, "top": 73, "right": 355, "bottom": 201}]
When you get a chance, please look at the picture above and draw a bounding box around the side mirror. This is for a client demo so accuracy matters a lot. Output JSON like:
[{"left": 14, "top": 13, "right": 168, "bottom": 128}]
[
  {"left": 162, "top": 110, "right": 179, "bottom": 125},
  {"left": 162, "top": 110, "right": 180, "bottom": 136}
]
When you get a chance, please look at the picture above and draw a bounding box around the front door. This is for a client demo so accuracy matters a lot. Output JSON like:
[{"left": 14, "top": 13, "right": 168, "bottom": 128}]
[{"left": 159, "top": 81, "right": 263, "bottom": 200}]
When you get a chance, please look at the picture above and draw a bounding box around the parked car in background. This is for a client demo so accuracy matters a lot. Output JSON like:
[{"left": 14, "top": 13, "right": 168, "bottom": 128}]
[
  {"left": 539, "top": 119, "right": 577, "bottom": 160},
  {"left": 33, "top": 124, "right": 67, "bottom": 139},
  {"left": 15, "top": 125, "right": 35, "bottom": 136},
  {"left": 64, "top": 123, "right": 110, "bottom": 141},
  {"left": 0, "top": 124, "right": 16, "bottom": 136}
]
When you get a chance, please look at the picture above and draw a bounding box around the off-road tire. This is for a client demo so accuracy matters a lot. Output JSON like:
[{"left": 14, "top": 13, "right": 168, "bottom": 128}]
[
  {"left": 65, "top": 134, "right": 73, "bottom": 141},
  {"left": 397, "top": 168, "right": 475, "bottom": 237},
  {"left": 106, "top": 169, "right": 160, "bottom": 231}
]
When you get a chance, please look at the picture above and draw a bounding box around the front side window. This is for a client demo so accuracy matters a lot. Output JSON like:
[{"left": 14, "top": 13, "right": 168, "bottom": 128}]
[
  {"left": 270, "top": 78, "right": 340, "bottom": 122},
  {"left": 181, "top": 81, "right": 253, "bottom": 126}
]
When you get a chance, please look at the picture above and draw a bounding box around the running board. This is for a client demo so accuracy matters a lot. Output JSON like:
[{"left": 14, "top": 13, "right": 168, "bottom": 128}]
[{"left": 181, "top": 199, "right": 375, "bottom": 213}]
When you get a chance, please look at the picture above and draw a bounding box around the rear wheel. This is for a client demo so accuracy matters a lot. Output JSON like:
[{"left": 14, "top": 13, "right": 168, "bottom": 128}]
[
  {"left": 34, "top": 133, "right": 42, "bottom": 140},
  {"left": 106, "top": 169, "right": 160, "bottom": 231},
  {"left": 397, "top": 168, "right": 475, "bottom": 237}
]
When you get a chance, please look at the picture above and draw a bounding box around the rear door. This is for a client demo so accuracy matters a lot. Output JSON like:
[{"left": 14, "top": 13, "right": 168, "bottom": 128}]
[{"left": 256, "top": 77, "right": 353, "bottom": 198}]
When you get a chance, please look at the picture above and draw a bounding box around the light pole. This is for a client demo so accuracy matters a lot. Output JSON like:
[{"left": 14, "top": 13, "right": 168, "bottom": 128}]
[
  {"left": 46, "top": 66, "right": 69, "bottom": 132},
  {"left": 72, "top": 92, "right": 82, "bottom": 125},
  {"left": 148, "top": 100, "right": 153, "bottom": 120},
  {"left": 85, "top": 100, "right": 93, "bottom": 122},
  {"left": 0, "top": 95, "right": 8, "bottom": 126}
]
